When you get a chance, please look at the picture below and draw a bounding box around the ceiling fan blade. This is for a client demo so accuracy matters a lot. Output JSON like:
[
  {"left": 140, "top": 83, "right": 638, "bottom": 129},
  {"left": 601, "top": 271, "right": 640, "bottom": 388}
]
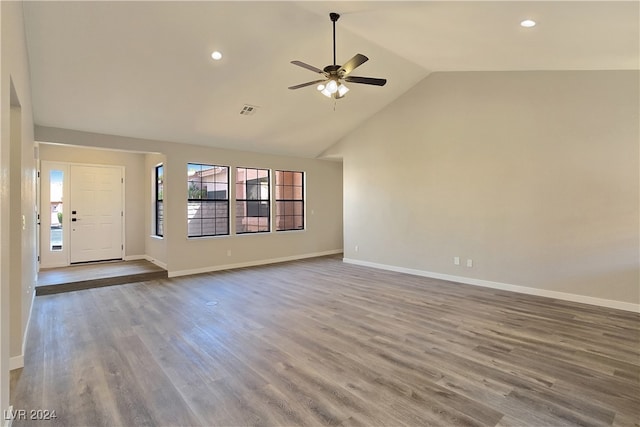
[
  {"left": 288, "top": 79, "right": 326, "bottom": 90},
  {"left": 345, "top": 76, "right": 387, "bottom": 86},
  {"left": 291, "top": 60, "right": 325, "bottom": 74},
  {"left": 338, "top": 54, "right": 368, "bottom": 76}
]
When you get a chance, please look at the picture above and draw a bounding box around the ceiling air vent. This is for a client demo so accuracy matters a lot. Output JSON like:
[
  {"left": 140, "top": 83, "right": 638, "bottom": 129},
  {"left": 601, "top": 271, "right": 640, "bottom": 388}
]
[{"left": 240, "top": 104, "right": 259, "bottom": 116}]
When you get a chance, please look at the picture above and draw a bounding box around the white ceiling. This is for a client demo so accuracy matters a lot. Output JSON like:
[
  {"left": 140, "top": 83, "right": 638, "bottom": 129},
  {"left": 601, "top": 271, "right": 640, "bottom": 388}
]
[{"left": 23, "top": 1, "right": 639, "bottom": 158}]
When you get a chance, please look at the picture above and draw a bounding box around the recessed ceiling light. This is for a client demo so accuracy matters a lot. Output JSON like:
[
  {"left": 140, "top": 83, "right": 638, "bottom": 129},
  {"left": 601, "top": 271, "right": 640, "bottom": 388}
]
[
  {"left": 211, "top": 51, "right": 223, "bottom": 60},
  {"left": 520, "top": 19, "right": 536, "bottom": 28}
]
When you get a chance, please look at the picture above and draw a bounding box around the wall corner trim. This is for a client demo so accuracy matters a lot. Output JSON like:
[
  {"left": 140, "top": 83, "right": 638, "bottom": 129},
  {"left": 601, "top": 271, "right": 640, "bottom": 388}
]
[
  {"left": 22, "top": 291, "right": 35, "bottom": 357},
  {"left": 10, "top": 290, "right": 36, "bottom": 372},
  {"left": 342, "top": 258, "right": 640, "bottom": 313},
  {"left": 168, "top": 249, "right": 343, "bottom": 278}
]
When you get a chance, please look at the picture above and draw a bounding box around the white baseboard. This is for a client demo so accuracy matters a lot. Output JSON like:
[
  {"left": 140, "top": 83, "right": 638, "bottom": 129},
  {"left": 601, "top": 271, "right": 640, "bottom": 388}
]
[
  {"left": 343, "top": 258, "right": 640, "bottom": 313},
  {"left": 125, "top": 254, "right": 167, "bottom": 270},
  {"left": 39, "top": 261, "right": 67, "bottom": 269},
  {"left": 9, "top": 355, "right": 23, "bottom": 371},
  {"left": 169, "top": 249, "right": 343, "bottom": 278},
  {"left": 143, "top": 255, "right": 167, "bottom": 270}
]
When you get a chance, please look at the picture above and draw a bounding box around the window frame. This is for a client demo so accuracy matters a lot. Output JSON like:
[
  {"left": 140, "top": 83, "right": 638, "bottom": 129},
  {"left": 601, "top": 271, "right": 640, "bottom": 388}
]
[
  {"left": 275, "top": 170, "right": 305, "bottom": 232},
  {"left": 235, "top": 167, "right": 271, "bottom": 234},
  {"left": 187, "top": 163, "right": 230, "bottom": 238},
  {"left": 155, "top": 164, "right": 164, "bottom": 237}
]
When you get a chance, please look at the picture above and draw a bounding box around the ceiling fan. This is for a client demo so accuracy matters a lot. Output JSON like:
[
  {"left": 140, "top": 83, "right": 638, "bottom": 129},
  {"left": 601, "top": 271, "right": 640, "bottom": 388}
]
[{"left": 288, "top": 12, "right": 387, "bottom": 99}]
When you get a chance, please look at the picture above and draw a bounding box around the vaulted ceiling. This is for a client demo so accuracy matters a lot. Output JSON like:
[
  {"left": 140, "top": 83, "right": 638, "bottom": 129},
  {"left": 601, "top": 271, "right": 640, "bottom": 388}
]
[{"left": 23, "top": 1, "right": 639, "bottom": 158}]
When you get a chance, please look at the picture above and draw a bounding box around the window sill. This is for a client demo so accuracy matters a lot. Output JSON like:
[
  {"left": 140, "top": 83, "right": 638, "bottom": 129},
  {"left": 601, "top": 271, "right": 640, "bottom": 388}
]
[
  {"left": 235, "top": 231, "right": 273, "bottom": 237},
  {"left": 187, "top": 234, "right": 231, "bottom": 240}
]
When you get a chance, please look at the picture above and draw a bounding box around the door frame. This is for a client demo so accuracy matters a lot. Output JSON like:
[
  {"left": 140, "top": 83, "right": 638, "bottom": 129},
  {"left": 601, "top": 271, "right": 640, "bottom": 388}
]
[{"left": 39, "top": 161, "right": 126, "bottom": 268}]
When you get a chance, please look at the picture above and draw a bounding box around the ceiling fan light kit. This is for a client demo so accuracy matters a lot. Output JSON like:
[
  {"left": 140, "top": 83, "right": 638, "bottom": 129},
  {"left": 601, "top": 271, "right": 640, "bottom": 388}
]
[{"left": 289, "top": 12, "right": 387, "bottom": 100}]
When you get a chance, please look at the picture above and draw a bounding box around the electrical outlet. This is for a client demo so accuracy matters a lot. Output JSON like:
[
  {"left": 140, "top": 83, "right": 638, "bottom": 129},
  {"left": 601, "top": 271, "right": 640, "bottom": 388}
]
[
  {"left": 454, "top": 256, "right": 460, "bottom": 265},
  {"left": 227, "top": 250, "right": 231, "bottom": 257},
  {"left": 355, "top": 245, "right": 359, "bottom": 252},
  {"left": 466, "top": 259, "right": 473, "bottom": 268}
]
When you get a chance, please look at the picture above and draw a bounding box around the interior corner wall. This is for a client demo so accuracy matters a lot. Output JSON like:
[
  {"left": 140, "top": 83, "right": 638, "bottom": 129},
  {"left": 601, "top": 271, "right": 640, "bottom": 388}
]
[
  {"left": 336, "top": 70, "right": 639, "bottom": 307},
  {"left": 37, "top": 144, "right": 147, "bottom": 258},
  {"left": 160, "top": 143, "right": 343, "bottom": 275},
  {"left": 1, "top": 0, "right": 37, "bottom": 417},
  {"left": 9, "top": 105, "right": 23, "bottom": 360}
]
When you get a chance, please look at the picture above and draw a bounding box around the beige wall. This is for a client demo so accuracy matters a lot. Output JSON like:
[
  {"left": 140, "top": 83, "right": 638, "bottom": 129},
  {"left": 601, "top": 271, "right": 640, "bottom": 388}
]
[
  {"left": 1, "top": 0, "right": 38, "bottom": 415},
  {"left": 35, "top": 126, "right": 344, "bottom": 275},
  {"left": 161, "top": 142, "right": 343, "bottom": 274},
  {"left": 326, "top": 71, "right": 639, "bottom": 307},
  {"left": 38, "top": 144, "right": 147, "bottom": 258}
]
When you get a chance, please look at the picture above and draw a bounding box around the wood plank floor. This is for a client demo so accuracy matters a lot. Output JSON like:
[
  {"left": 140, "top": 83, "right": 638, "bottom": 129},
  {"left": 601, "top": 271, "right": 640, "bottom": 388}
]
[{"left": 10, "top": 256, "right": 640, "bottom": 426}]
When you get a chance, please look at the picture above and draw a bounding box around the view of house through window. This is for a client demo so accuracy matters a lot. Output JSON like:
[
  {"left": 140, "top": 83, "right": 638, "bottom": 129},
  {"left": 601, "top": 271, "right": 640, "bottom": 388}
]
[
  {"left": 50, "top": 170, "right": 64, "bottom": 250},
  {"left": 236, "top": 167, "right": 270, "bottom": 233},
  {"left": 174, "top": 164, "right": 303, "bottom": 237},
  {"left": 155, "top": 164, "right": 164, "bottom": 237},
  {"left": 275, "top": 170, "right": 304, "bottom": 231},
  {"left": 187, "top": 163, "right": 229, "bottom": 237}
]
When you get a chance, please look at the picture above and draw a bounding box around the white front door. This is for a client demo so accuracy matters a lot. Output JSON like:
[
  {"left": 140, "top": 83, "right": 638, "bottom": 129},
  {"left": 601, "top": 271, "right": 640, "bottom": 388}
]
[{"left": 69, "top": 165, "right": 123, "bottom": 263}]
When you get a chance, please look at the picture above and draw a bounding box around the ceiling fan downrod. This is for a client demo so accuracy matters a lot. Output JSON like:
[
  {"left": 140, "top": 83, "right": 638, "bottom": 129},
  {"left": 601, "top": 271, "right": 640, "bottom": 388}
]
[{"left": 330, "top": 12, "right": 340, "bottom": 66}]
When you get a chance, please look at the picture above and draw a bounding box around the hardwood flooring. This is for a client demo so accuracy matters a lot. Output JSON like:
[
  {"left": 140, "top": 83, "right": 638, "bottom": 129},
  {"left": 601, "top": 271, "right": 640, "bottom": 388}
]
[{"left": 10, "top": 256, "right": 640, "bottom": 426}]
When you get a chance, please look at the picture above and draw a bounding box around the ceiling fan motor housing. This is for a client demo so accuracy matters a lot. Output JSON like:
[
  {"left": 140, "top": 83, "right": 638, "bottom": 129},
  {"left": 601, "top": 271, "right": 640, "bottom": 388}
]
[{"left": 323, "top": 65, "right": 341, "bottom": 75}]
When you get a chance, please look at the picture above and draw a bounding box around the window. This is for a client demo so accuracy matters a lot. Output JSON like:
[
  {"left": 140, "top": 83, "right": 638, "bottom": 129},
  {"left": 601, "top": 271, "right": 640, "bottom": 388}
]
[
  {"left": 50, "top": 169, "right": 64, "bottom": 250},
  {"left": 187, "top": 163, "right": 229, "bottom": 237},
  {"left": 236, "top": 167, "right": 270, "bottom": 233},
  {"left": 155, "top": 165, "right": 164, "bottom": 237},
  {"left": 275, "top": 170, "right": 304, "bottom": 231}
]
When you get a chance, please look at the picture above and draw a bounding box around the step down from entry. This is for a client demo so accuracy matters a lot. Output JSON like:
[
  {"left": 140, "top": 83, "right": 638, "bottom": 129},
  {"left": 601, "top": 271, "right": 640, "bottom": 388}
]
[{"left": 36, "top": 260, "right": 168, "bottom": 296}]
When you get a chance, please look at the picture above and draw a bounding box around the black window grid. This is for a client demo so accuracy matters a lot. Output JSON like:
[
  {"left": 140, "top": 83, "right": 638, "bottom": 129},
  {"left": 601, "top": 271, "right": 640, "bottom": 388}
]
[
  {"left": 275, "top": 170, "right": 304, "bottom": 232},
  {"left": 187, "top": 163, "right": 230, "bottom": 238},
  {"left": 236, "top": 167, "right": 271, "bottom": 234}
]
